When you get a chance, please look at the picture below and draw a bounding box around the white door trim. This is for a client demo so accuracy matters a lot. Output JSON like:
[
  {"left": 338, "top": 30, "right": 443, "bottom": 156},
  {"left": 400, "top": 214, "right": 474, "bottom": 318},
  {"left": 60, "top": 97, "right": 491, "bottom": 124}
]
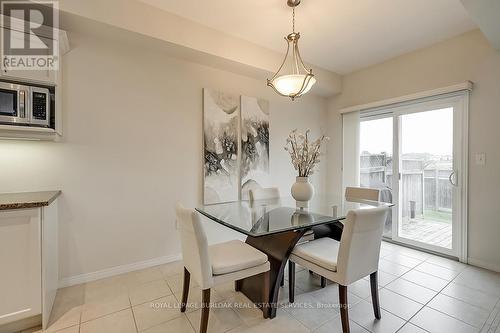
[
  {"left": 391, "top": 115, "right": 400, "bottom": 242},
  {"left": 458, "top": 92, "right": 469, "bottom": 263}
]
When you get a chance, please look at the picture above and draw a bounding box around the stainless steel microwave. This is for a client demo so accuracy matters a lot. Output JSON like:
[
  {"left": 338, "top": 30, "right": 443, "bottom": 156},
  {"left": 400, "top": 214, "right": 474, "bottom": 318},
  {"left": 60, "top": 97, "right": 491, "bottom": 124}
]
[{"left": 0, "top": 81, "right": 51, "bottom": 127}]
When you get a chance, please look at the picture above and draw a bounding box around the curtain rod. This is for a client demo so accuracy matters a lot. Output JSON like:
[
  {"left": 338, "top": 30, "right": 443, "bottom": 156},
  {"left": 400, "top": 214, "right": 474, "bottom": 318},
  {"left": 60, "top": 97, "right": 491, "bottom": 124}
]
[{"left": 339, "top": 81, "right": 473, "bottom": 114}]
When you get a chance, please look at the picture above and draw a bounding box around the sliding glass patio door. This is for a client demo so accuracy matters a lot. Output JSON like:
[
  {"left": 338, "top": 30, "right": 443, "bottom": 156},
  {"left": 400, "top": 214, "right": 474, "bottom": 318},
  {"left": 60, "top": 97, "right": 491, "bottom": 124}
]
[
  {"left": 357, "top": 93, "right": 468, "bottom": 259},
  {"left": 392, "top": 95, "right": 467, "bottom": 258}
]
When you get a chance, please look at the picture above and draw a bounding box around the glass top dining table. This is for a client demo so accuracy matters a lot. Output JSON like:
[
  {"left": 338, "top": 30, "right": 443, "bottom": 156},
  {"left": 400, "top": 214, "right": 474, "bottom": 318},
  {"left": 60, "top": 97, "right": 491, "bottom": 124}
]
[{"left": 196, "top": 196, "right": 393, "bottom": 238}]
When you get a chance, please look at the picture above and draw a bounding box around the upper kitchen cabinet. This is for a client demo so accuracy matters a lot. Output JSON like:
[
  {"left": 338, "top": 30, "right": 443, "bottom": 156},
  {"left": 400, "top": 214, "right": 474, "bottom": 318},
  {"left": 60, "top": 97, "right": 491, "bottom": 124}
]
[
  {"left": 0, "top": 14, "right": 69, "bottom": 85},
  {"left": 0, "top": 32, "right": 69, "bottom": 84}
]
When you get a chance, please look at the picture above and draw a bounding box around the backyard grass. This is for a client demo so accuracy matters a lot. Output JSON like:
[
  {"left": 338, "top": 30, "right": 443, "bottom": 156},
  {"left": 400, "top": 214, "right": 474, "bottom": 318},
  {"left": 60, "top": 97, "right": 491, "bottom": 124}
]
[{"left": 424, "top": 209, "right": 452, "bottom": 223}]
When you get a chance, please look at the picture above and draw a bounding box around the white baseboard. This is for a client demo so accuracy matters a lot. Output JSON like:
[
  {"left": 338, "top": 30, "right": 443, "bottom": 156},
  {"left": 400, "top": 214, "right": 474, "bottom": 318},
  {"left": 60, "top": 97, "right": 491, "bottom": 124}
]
[
  {"left": 59, "top": 253, "right": 182, "bottom": 288},
  {"left": 0, "top": 315, "right": 41, "bottom": 333},
  {"left": 468, "top": 257, "right": 500, "bottom": 273}
]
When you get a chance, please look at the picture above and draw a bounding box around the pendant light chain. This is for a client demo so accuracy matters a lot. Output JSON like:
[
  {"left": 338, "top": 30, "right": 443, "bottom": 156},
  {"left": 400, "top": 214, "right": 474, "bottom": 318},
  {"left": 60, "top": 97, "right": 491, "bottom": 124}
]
[{"left": 292, "top": 6, "right": 297, "bottom": 74}]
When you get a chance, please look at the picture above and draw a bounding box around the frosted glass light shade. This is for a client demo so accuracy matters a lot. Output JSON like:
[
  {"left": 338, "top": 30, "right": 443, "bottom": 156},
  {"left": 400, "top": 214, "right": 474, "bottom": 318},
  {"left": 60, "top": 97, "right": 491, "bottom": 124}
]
[{"left": 271, "top": 74, "right": 316, "bottom": 97}]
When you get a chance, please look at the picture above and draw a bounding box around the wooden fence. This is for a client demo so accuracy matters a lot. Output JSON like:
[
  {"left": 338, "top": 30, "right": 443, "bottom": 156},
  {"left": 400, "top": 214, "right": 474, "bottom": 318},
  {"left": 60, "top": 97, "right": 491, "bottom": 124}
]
[{"left": 360, "top": 154, "right": 452, "bottom": 218}]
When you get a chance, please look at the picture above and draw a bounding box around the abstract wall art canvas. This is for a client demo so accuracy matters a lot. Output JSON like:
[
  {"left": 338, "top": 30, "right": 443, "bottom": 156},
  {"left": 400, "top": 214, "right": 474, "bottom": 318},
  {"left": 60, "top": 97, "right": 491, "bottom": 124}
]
[
  {"left": 203, "top": 89, "right": 240, "bottom": 204},
  {"left": 240, "top": 96, "right": 270, "bottom": 200}
]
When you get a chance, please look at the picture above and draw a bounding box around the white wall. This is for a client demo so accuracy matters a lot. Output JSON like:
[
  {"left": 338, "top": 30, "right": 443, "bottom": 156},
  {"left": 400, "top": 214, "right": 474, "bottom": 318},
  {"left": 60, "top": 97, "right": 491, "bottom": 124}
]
[
  {"left": 0, "top": 30, "right": 328, "bottom": 282},
  {"left": 326, "top": 29, "right": 500, "bottom": 271}
]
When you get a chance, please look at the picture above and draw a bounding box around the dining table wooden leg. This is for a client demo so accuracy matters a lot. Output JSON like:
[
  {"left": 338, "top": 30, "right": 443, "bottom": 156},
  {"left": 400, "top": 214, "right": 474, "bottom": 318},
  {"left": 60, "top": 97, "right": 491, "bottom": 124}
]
[
  {"left": 239, "top": 229, "right": 307, "bottom": 319},
  {"left": 262, "top": 270, "right": 270, "bottom": 319}
]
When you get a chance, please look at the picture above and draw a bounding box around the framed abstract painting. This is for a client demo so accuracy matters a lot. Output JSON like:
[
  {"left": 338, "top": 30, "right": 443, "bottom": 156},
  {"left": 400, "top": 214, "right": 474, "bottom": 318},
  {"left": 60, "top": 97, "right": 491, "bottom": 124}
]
[
  {"left": 203, "top": 89, "right": 240, "bottom": 204},
  {"left": 240, "top": 95, "right": 270, "bottom": 200}
]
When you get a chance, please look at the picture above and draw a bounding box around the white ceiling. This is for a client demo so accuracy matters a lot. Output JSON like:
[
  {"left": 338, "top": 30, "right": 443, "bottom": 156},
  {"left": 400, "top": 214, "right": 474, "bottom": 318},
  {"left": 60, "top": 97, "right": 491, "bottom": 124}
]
[
  {"left": 461, "top": 0, "right": 500, "bottom": 50},
  {"left": 139, "top": 0, "right": 476, "bottom": 74}
]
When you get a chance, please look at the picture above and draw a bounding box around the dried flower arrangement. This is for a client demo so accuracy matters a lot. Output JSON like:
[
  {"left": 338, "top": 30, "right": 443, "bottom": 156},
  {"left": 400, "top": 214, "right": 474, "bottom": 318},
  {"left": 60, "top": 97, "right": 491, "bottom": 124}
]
[{"left": 284, "top": 129, "right": 329, "bottom": 177}]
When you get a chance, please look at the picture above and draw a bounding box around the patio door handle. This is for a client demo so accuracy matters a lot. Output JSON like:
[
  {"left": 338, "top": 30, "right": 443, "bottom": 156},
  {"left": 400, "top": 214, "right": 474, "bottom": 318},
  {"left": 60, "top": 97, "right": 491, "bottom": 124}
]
[{"left": 449, "top": 170, "right": 458, "bottom": 186}]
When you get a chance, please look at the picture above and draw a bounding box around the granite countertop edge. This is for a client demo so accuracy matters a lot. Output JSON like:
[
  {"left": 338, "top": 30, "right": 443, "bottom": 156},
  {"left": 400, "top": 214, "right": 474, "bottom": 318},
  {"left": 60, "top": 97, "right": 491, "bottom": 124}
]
[{"left": 0, "top": 190, "right": 62, "bottom": 211}]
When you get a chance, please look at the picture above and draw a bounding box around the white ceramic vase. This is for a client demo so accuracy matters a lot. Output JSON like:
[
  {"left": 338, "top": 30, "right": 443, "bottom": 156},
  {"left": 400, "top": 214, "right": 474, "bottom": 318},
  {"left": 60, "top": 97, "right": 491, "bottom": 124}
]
[{"left": 291, "top": 176, "right": 314, "bottom": 208}]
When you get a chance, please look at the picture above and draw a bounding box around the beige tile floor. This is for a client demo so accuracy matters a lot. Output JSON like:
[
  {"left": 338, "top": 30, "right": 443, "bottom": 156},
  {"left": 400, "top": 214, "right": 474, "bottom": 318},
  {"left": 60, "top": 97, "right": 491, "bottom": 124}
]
[{"left": 20, "top": 242, "right": 500, "bottom": 333}]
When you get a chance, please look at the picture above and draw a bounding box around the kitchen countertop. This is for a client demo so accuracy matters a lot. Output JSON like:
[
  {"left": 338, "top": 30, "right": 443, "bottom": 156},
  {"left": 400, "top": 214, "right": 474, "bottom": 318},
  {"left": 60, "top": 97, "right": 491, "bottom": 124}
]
[{"left": 0, "top": 191, "right": 61, "bottom": 210}]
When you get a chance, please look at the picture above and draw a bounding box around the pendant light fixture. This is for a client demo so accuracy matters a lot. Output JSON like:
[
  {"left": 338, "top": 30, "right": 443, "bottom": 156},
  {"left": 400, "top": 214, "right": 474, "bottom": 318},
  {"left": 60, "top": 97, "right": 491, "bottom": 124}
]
[{"left": 267, "top": 0, "right": 316, "bottom": 101}]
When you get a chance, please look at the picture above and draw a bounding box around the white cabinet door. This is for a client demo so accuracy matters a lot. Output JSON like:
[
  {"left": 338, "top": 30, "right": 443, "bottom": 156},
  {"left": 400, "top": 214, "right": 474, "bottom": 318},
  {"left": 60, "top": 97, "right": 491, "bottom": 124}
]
[
  {"left": 0, "top": 209, "right": 42, "bottom": 325},
  {"left": 41, "top": 200, "right": 58, "bottom": 329},
  {"left": 1, "top": 64, "right": 55, "bottom": 84},
  {"left": 0, "top": 27, "right": 56, "bottom": 84}
]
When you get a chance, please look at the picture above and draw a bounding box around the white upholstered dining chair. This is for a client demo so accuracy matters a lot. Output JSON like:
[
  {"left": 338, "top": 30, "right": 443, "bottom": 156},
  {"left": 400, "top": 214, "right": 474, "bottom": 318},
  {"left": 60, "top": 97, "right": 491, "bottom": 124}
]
[
  {"left": 345, "top": 186, "right": 380, "bottom": 202},
  {"left": 305, "top": 186, "right": 382, "bottom": 288},
  {"left": 249, "top": 187, "right": 315, "bottom": 245},
  {"left": 248, "top": 187, "right": 281, "bottom": 202},
  {"left": 288, "top": 206, "right": 389, "bottom": 333},
  {"left": 176, "top": 204, "right": 271, "bottom": 333}
]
